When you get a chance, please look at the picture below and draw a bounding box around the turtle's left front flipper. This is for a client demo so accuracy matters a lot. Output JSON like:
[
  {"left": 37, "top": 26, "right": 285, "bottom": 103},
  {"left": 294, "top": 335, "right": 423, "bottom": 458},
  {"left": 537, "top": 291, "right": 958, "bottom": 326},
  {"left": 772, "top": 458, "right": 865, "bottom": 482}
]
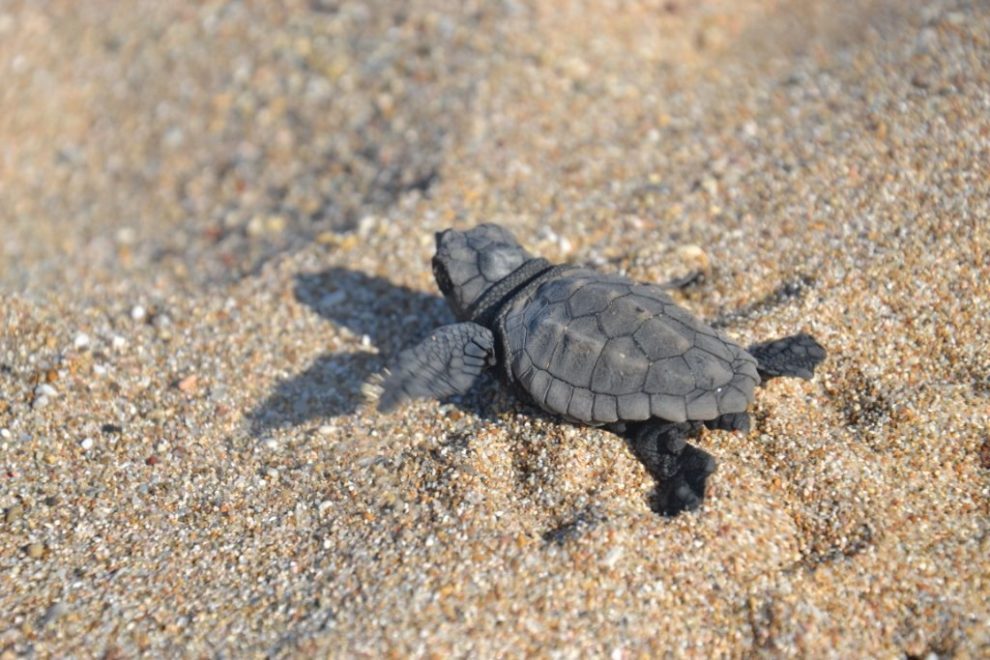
[
  {"left": 748, "top": 333, "right": 826, "bottom": 381},
  {"left": 375, "top": 323, "right": 495, "bottom": 412},
  {"left": 626, "top": 420, "right": 715, "bottom": 516}
]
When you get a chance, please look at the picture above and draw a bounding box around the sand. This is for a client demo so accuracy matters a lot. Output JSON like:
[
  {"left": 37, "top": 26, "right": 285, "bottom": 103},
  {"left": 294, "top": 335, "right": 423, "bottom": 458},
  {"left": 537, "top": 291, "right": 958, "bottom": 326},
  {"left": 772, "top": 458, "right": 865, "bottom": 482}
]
[{"left": 1, "top": 0, "right": 988, "bottom": 656}]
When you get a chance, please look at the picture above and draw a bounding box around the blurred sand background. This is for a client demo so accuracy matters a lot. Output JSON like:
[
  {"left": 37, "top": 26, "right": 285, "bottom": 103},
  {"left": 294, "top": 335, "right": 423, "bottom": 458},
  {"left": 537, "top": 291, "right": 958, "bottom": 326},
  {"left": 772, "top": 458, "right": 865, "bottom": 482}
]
[{"left": 1, "top": 0, "right": 988, "bottom": 656}]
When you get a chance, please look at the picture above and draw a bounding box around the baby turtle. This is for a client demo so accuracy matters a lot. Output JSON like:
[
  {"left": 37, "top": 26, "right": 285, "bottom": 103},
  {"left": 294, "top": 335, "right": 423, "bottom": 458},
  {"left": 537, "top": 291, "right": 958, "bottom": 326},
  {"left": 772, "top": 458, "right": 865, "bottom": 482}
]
[{"left": 376, "top": 224, "right": 825, "bottom": 514}]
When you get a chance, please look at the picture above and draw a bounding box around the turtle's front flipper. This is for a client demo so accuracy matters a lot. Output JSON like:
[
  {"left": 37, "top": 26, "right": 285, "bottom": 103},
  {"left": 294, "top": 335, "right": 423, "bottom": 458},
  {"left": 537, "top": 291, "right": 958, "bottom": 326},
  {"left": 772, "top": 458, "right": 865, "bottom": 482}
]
[
  {"left": 626, "top": 421, "right": 715, "bottom": 516},
  {"left": 376, "top": 323, "right": 495, "bottom": 412},
  {"left": 748, "top": 333, "right": 826, "bottom": 381}
]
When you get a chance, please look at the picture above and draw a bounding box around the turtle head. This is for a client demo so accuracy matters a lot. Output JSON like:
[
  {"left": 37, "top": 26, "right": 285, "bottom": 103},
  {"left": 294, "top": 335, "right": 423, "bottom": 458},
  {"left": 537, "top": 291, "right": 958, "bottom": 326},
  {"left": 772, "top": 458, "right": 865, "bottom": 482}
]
[{"left": 432, "top": 224, "right": 531, "bottom": 320}]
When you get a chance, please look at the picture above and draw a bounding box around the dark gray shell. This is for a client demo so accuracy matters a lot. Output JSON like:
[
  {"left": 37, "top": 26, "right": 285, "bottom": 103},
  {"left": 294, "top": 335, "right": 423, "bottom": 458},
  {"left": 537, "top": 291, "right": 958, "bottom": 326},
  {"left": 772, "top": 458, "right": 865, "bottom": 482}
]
[{"left": 500, "top": 269, "right": 759, "bottom": 425}]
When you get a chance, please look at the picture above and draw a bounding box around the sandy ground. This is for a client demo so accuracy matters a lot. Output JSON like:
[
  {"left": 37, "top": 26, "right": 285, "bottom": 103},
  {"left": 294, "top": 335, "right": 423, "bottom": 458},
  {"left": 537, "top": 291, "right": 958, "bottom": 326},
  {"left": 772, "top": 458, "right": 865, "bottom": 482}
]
[{"left": 1, "top": 0, "right": 988, "bottom": 656}]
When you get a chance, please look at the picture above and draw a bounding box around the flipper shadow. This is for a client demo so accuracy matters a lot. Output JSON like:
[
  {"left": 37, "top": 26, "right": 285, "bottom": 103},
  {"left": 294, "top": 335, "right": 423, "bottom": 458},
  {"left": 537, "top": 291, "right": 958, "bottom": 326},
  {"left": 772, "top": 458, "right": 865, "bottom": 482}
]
[{"left": 249, "top": 267, "right": 466, "bottom": 433}]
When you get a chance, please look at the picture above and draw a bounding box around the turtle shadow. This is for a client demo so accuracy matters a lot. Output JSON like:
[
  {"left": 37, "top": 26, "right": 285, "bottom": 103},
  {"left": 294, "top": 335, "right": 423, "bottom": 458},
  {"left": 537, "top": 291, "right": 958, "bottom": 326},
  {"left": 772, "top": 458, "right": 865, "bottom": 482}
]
[
  {"left": 292, "top": 268, "right": 449, "bottom": 356},
  {"left": 248, "top": 267, "right": 502, "bottom": 433}
]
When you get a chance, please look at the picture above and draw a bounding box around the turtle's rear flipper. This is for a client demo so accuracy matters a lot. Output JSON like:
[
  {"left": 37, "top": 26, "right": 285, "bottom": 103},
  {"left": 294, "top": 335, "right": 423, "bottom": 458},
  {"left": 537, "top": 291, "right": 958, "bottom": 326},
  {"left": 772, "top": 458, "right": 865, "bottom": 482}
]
[
  {"left": 374, "top": 323, "right": 495, "bottom": 412},
  {"left": 705, "top": 412, "right": 751, "bottom": 433},
  {"left": 748, "top": 333, "right": 826, "bottom": 381}
]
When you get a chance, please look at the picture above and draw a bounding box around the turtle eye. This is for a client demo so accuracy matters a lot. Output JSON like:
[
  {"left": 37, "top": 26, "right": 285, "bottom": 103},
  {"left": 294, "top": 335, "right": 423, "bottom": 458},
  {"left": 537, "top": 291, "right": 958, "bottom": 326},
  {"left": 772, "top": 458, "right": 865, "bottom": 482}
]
[{"left": 432, "top": 258, "right": 453, "bottom": 295}]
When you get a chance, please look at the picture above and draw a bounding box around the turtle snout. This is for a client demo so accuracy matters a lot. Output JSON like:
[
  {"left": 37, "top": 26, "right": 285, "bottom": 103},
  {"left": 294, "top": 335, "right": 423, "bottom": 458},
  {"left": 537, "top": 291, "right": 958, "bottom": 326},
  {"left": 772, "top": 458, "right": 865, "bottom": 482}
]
[
  {"left": 434, "top": 230, "right": 448, "bottom": 251},
  {"left": 435, "top": 228, "right": 465, "bottom": 251}
]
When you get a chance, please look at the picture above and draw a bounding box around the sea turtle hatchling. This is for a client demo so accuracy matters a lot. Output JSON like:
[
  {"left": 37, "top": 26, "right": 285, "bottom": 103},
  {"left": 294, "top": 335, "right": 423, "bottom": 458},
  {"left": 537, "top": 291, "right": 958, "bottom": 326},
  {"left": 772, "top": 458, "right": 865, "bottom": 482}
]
[{"left": 375, "top": 224, "right": 826, "bottom": 514}]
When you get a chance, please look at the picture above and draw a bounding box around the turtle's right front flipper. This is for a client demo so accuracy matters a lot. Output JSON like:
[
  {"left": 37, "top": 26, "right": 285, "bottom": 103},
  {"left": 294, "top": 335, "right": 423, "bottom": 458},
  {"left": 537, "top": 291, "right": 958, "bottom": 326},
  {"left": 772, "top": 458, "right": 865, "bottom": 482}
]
[{"left": 375, "top": 323, "right": 495, "bottom": 412}]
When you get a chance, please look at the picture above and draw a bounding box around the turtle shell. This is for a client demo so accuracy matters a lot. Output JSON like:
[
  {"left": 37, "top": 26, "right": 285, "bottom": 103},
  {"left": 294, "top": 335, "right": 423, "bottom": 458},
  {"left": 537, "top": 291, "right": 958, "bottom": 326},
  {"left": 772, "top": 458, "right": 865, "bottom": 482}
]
[{"left": 501, "top": 269, "right": 759, "bottom": 424}]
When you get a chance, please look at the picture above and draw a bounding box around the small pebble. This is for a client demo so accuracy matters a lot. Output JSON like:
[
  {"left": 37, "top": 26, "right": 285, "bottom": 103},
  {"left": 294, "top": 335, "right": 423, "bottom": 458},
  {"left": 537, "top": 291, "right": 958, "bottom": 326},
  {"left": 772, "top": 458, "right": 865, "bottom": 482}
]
[
  {"left": 38, "top": 602, "right": 66, "bottom": 628},
  {"left": 80, "top": 437, "right": 94, "bottom": 450},
  {"left": 74, "top": 333, "right": 90, "bottom": 349},
  {"left": 131, "top": 305, "right": 147, "bottom": 321},
  {"left": 176, "top": 375, "right": 199, "bottom": 394},
  {"left": 115, "top": 227, "right": 136, "bottom": 244},
  {"left": 25, "top": 542, "right": 45, "bottom": 559},
  {"left": 603, "top": 546, "right": 624, "bottom": 568},
  {"left": 5, "top": 503, "right": 24, "bottom": 523},
  {"left": 35, "top": 383, "right": 58, "bottom": 398}
]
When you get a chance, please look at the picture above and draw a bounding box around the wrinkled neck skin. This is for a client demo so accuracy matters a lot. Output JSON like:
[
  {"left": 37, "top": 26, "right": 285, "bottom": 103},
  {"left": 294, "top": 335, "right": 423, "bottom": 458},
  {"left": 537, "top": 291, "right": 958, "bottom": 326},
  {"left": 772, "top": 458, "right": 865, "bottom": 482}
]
[{"left": 463, "top": 257, "right": 555, "bottom": 327}]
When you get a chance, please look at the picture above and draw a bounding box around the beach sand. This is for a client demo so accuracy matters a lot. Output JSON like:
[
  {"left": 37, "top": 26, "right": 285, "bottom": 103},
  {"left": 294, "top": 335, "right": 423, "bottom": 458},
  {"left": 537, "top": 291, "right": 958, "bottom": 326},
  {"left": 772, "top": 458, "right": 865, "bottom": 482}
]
[{"left": 1, "top": 0, "right": 988, "bottom": 655}]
